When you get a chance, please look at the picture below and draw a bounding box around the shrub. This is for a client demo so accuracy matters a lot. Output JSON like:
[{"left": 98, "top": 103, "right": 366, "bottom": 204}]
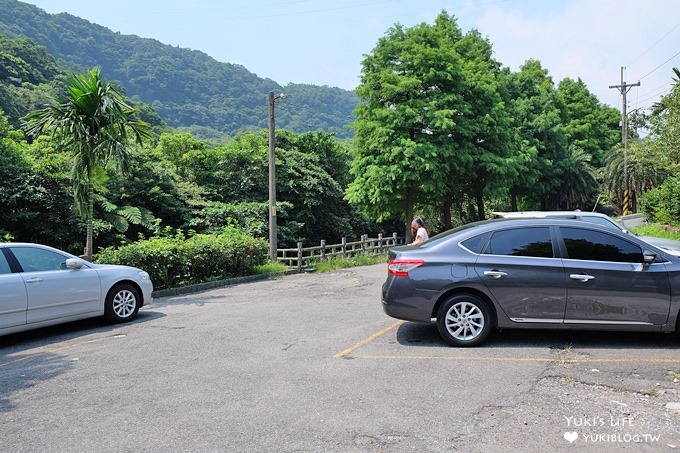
[
  {"left": 640, "top": 177, "right": 680, "bottom": 226},
  {"left": 639, "top": 186, "right": 664, "bottom": 223},
  {"left": 94, "top": 227, "right": 267, "bottom": 289}
]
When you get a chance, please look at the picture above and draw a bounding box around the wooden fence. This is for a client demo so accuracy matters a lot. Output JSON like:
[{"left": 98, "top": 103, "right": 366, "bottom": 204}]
[{"left": 277, "top": 233, "right": 402, "bottom": 270}]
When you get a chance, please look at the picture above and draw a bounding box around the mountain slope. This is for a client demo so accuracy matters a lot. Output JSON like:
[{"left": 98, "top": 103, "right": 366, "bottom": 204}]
[{"left": 0, "top": 0, "right": 358, "bottom": 138}]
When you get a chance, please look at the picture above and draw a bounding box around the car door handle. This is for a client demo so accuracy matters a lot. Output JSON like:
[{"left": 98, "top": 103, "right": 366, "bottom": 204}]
[
  {"left": 24, "top": 277, "right": 43, "bottom": 284},
  {"left": 483, "top": 270, "right": 508, "bottom": 279},
  {"left": 570, "top": 274, "right": 595, "bottom": 282}
]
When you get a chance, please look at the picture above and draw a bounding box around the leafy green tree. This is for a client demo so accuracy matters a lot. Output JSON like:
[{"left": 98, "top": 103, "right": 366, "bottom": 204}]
[
  {"left": 631, "top": 68, "right": 680, "bottom": 221},
  {"left": 502, "top": 60, "right": 566, "bottom": 210},
  {"left": 546, "top": 145, "right": 599, "bottom": 209},
  {"left": 348, "top": 11, "right": 466, "bottom": 239},
  {"left": 556, "top": 78, "right": 620, "bottom": 169},
  {"left": 155, "top": 132, "right": 206, "bottom": 175},
  {"left": 192, "top": 131, "right": 269, "bottom": 203},
  {"left": 173, "top": 129, "right": 364, "bottom": 246},
  {"left": 0, "top": 112, "right": 82, "bottom": 249},
  {"left": 649, "top": 68, "right": 680, "bottom": 170},
  {"left": 502, "top": 73, "right": 617, "bottom": 211},
  {"left": 602, "top": 141, "right": 669, "bottom": 213},
  {"left": 103, "top": 146, "right": 200, "bottom": 236},
  {"left": 0, "top": 33, "right": 68, "bottom": 128},
  {"left": 452, "top": 29, "right": 520, "bottom": 220},
  {"left": 25, "top": 67, "right": 150, "bottom": 258}
]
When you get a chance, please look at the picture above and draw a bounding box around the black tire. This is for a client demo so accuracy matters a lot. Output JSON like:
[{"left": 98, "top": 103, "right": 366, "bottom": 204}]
[
  {"left": 436, "top": 294, "right": 492, "bottom": 347},
  {"left": 105, "top": 283, "right": 141, "bottom": 323}
]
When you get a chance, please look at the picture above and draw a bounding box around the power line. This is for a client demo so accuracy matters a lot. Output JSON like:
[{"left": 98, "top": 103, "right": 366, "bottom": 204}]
[
  {"left": 627, "top": 21, "right": 680, "bottom": 67},
  {"left": 638, "top": 48, "right": 680, "bottom": 80},
  {"left": 630, "top": 86, "right": 672, "bottom": 108}
]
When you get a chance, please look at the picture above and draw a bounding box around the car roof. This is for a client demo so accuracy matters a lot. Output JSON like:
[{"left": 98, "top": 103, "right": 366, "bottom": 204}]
[
  {"left": 0, "top": 242, "right": 55, "bottom": 247},
  {"left": 473, "top": 217, "right": 617, "bottom": 230},
  {"left": 423, "top": 216, "right": 620, "bottom": 246},
  {"left": 0, "top": 243, "right": 75, "bottom": 255},
  {"left": 493, "top": 211, "right": 613, "bottom": 219}
]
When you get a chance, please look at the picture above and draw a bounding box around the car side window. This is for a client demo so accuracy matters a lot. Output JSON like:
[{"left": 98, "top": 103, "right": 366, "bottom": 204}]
[
  {"left": 10, "top": 247, "right": 68, "bottom": 272},
  {"left": 483, "top": 227, "right": 553, "bottom": 258},
  {"left": 461, "top": 232, "right": 490, "bottom": 254},
  {"left": 560, "top": 227, "right": 643, "bottom": 263},
  {"left": 0, "top": 252, "right": 12, "bottom": 274}
]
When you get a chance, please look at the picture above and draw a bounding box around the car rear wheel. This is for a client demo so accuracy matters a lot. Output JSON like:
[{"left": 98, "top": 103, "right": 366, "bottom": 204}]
[
  {"left": 105, "top": 283, "right": 141, "bottom": 323},
  {"left": 436, "top": 294, "right": 492, "bottom": 347}
]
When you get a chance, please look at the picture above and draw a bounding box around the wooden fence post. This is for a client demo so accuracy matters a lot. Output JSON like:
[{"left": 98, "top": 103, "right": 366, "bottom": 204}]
[
  {"left": 361, "top": 234, "right": 367, "bottom": 255},
  {"left": 341, "top": 237, "right": 347, "bottom": 258},
  {"left": 297, "top": 242, "right": 303, "bottom": 271},
  {"left": 378, "top": 233, "right": 383, "bottom": 253},
  {"left": 320, "top": 239, "right": 326, "bottom": 261},
  {"left": 393, "top": 232, "right": 398, "bottom": 246}
]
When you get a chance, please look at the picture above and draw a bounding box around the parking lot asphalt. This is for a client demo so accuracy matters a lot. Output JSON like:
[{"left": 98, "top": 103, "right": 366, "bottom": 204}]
[{"left": 1, "top": 264, "right": 680, "bottom": 452}]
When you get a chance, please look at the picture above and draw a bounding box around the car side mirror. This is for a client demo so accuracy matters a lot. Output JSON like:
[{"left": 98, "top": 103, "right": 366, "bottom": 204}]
[
  {"left": 65, "top": 258, "right": 86, "bottom": 270},
  {"left": 642, "top": 251, "right": 656, "bottom": 266}
]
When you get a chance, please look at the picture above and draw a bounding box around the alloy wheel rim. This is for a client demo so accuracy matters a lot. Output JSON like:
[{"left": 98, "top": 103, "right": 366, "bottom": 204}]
[
  {"left": 113, "top": 290, "right": 137, "bottom": 318},
  {"left": 445, "top": 301, "right": 484, "bottom": 341}
]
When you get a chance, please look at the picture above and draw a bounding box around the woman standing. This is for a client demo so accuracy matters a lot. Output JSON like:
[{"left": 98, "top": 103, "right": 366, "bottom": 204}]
[{"left": 410, "top": 217, "right": 429, "bottom": 245}]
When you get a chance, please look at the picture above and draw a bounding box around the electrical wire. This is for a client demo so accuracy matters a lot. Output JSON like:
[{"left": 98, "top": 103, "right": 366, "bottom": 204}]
[
  {"left": 637, "top": 48, "right": 680, "bottom": 81},
  {"left": 627, "top": 22, "right": 680, "bottom": 67}
]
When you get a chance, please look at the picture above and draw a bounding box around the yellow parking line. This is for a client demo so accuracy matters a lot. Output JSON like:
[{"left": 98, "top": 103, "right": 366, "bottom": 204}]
[
  {"left": 334, "top": 323, "right": 680, "bottom": 363},
  {"left": 334, "top": 320, "right": 404, "bottom": 358}
]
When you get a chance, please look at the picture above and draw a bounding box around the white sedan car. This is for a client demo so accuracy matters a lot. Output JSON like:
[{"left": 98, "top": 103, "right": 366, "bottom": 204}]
[{"left": 0, "top": 242, "right": 153, "bottom": 337}]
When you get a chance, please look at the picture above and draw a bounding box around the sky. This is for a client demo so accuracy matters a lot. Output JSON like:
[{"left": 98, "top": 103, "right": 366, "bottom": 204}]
[{"left": 21, "top": 0, "right": 680, "bottom": 113}]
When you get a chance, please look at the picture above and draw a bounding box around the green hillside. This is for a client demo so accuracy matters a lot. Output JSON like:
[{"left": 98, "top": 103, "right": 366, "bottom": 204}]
[{"left": 0, "top": 0, "right": 358, "bottom": 138}]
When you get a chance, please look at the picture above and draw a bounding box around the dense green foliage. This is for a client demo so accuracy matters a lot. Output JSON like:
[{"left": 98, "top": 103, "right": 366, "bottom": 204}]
[
  {"left": 640, "top": 176, "right": 680, "bottom": 226},
  {"left": 633, "top": 69, "right": 680, "bottom": 224},
  {"left": 95, "top": 227, "right": 268, "bottom": 289},
  {"left": 0, "top": 33, "right": 68, "bottom": 128},
  {"left": 0, "top": 0, "right": 357, "bottom": 139},
  {"left": 349, "top": 12, "right": 622, "bottom": 238},
  {"left": 2, "top": 97, "right": 384, "bottom": 256},
  {"left": 24, "top": 67, "right": 151, "bottom": 258}
]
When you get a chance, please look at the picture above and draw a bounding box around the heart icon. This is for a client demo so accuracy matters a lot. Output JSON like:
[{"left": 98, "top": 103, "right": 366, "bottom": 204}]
[{"left": 564, "top": 432, "right": 578, "bottom": 443}]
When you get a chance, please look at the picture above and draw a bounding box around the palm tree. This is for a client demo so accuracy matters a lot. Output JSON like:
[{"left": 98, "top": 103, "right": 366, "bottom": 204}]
[
  {"left": 545, "top": 145, "right": 598, "bottom": 210},
  {"left": 602, "top": 142, "right": 669, "bottom": 213},
  {"left": 25, "top": 67, "right": 150, "bottom": 259}
]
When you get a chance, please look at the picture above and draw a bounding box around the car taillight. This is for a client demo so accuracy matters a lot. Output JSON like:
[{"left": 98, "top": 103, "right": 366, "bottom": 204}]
[{"left": 388, "top": 259, "right": 424, "bottom": 277}]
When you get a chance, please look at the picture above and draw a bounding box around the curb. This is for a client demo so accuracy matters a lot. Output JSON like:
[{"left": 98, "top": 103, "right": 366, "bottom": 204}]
[{"left": 152, "top": 269, "right": 300, "bottom": 299}]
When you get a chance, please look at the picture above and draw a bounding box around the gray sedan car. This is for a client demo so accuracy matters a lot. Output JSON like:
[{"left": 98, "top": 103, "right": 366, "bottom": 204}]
[{"left": 382, "top": 218, "right": 680, "bottom": 347}]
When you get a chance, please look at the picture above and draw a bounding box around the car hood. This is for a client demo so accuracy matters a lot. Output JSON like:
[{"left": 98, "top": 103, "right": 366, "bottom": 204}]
[
  {"left": 638, "top": 236, "right": 680, "bottom": 257},
  {"left": 89, "top": 263, "right": 146, "bottom": 273}
]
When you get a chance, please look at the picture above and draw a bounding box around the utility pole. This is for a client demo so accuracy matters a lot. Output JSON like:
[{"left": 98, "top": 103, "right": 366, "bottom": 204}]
[
  {"left": 609, "top": 67, "right": 640, "bottom": 216},
  {"left": 268, "top": 91, "right": 286, "bottom": 261}
]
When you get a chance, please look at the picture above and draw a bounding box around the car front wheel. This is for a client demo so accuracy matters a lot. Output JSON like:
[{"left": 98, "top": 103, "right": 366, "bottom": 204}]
[
  {"left": 105, "top": 283, "right": 141, "bottom": 323},
  {"left": 436, "top": 294, "right": 492, "bottom": 347}
]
